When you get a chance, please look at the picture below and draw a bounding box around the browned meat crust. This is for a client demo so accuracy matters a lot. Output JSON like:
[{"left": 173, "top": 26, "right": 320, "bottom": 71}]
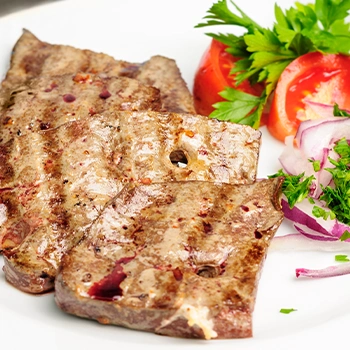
[
  {"left": 0, "top": 73, "right": 161, "bottom": 143},
  {"left": 0, "top": 111, "right": 261, "bottom": 293},
  {"left": 55, "top": 179, "right": 284, "bottom": 339},
  {"left": 133, "top": 56, "right": 196, "bottom": 114},
  {"left": 1, "top": 30, "right": 195, "bottom": 114}
]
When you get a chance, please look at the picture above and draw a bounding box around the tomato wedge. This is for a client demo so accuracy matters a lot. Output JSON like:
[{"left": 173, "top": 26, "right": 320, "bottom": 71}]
[
  {"left": 267, "top": 52, "right": 350, "bottom": 142},
  {"left": 193, "top": 39, "right": 264, "bottom": 117}
]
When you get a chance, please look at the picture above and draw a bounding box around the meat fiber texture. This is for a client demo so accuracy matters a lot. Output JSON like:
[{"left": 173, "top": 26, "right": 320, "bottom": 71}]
[
  {"left": 1, "top": 30, "right": 195, "bottom": 114},
  {"left": 55, "top": 179, "right": 284, "bottom": 340},
  {"left": 0, "top": 111, "right": 261, "bottom": 293},
  {"left": 0, "top": 73, "right": 162, "bottom": 143}
]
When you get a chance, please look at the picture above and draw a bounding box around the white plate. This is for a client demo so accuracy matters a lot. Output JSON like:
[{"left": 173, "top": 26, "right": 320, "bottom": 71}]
[{"left": 1, "top": 0, "right": 349, "bottom": 349}]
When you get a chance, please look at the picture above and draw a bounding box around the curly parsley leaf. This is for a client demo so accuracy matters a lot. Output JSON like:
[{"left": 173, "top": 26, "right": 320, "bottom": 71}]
[{"left": 196, "top": 0, "right": 350, "bottom": 128}]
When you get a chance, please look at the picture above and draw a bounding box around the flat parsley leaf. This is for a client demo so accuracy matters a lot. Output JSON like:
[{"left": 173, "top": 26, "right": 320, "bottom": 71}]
[{"left": 211, "top": 88, "right": 264, "bottom": 127}]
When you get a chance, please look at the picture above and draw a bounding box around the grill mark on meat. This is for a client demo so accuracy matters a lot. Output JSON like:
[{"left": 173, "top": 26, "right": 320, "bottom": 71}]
[
  {"left": 118, "top": 63, "right": 142, "bottom": 78},
  {"left": 134, "top": 56, "right": 195, "bottom": 113},
  {"left": 1, "top": 30, "right": 195, "bottom": 114},
  {"left": 21, "top": 52, "right": 49, "bottom": 75},
  {"left": 55, "top": 179, "right": 284, "bottom": 339},
  {"left": 1, "top": 111, "right": 261, "bottom": 293},
  {"left": 0, "top": 73, "right": 162, "bottom": 144},
  {"left": 0, "top": 140, "right": 15, "bottom": 183},
  {"left": 41, "top": 130, "right": 71, "bottom": 234}
]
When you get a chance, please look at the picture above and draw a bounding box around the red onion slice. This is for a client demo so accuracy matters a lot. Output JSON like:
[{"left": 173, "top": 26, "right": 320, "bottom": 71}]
[
  {"left": 296, "top": 263, "right": 350, "bottom": 278},
  {"left": 271, "top": 234, "right": 350, "bottom": 252}
]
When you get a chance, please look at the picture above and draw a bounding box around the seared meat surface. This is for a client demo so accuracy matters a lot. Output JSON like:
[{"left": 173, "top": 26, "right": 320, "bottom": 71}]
[
  {"left": 0, "top": 111, "right": 261, "bottom": 293},
  {"left": 0, "top": 73, "right": 161, "bottom": 143},
  {"left": 2, "top": 30, "right": 195, "bottom": 114},
  {"left": 55, "top": 179, "right": 284, "bottom": 339}
]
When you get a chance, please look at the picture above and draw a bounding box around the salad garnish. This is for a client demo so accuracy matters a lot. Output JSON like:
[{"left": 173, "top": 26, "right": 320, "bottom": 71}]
[
  {"left": 271, "top": 137, "right": 350, "bottom": 226},
  {"left": 280, "top": 308, "right": 297, "bottom": 314},
  {"left": 196, "top": 0, "right": 350, "bottom": 128},
  {"left": 335, "top": 254, "right": 350, "bottom": 262}
]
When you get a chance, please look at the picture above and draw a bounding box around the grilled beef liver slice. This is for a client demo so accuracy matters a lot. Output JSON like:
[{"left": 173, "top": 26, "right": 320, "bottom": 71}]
[
  {"left": 133, "top": 55, "right": 196, "bottom": 113},
  {"left": 0, "top": 73, "right": 161, "bottom": 143},
  {"left": 0, "top": 111, "right": 261, "bottom": 293},
  {"left": 1, "top": 30, "right": 195, "bottom": 114},
  {"left": 55, "top": 178, "right": 284, "bottom": 339}
]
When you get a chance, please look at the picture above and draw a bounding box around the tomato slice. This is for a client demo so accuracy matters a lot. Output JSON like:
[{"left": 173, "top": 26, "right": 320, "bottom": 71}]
[
  {"left": 267, "top": 52, "right": 350, "bottom": 142},
  {"left": 193, "top": 39, "right": 264, "bottom": 117}
]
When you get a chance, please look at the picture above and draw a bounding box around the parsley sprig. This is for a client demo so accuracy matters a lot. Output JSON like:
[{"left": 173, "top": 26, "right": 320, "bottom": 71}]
[{"left": 196, "top": 0, "right": 350, "bottom": 128}]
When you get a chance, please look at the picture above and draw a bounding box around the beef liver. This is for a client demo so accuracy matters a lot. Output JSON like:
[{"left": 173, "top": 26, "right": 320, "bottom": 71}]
[
  {"left": 55, "top": 179, "right": 284, "bottom": 339},
  {"left": 0, "top": 111, "right": 261, "bottom": 293},
  {"left": 1, "top": 30, "right": 195, "bottom": 114},
  {"left": 0, "top": 73, "right": 161, "bottom": 143}
]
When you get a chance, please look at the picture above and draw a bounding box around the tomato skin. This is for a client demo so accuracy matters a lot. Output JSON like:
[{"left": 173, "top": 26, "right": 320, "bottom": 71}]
[
  {"left": 267, "top": 52, "right": 350, "bottom": 142},
  {"left": 193, "top": 39, "right": 264, "bottom": 117}
]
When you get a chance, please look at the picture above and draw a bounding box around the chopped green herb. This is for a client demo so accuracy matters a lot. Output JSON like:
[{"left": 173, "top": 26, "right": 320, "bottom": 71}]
[
  {"left": 320, "top": 138, "right": 350, "bottom": 225},
  {"left": 312, "top": 206, "right": 335, "bottom": 220},
  {"left": 268, "top": 169, "right": 315, "bottom": 208},
  {"left": 333, "top": 103, "right": 350, "bottom": 117},
  {"left": 309, "top": 159, "right": 321, "bottom": 172},
  {"left": 339, "top": 230, "right": 350, "bottom": 242},
  {"left": 335, "top": 254, "right": 350, "bottom": 262},
  {"left": 280, "top": 308, "right": 297, "bottom": 314},
  {"left": 308, "top": 197, "right": 315, "bottom": 204},
  {"left": 196, "top": 0, "right": 350, "bottom": 128}
]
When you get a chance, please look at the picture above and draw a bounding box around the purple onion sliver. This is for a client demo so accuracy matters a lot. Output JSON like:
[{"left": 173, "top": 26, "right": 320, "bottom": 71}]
[
  {"left": 296, "top": 263, "right": 350, "bottom": 278},
  {"left": 271, "top": 234, "right": 350, "bottom": 252},
  {"left": 282, "top": 199, "right": 331, "bottom": 236},
  {"left": 294, "top": 225, "right": 338, "bottom": 242}
]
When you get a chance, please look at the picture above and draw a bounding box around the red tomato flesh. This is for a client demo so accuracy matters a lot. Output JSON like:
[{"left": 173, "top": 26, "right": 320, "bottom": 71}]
[
  {"left": 193, "top": 39, "right": 264, "bottom": 117},
  {"left": 267, "top": 52, "right": 350, "bottom": 142}
]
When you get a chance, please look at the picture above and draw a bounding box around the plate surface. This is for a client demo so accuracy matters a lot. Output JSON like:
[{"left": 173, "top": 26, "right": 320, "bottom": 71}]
[{"left": 0, "top": 1, "right": 349, "bottom": 349}]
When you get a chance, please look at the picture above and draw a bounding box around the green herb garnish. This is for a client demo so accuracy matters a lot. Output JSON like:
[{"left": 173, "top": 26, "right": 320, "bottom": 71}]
[
  {"left": 339, "top": 230, "right": 350, "bottom": 241},
  {"left": 309, "top": 159, "right": 321, "bottom": 172},
  {"left": 196, "top": 0, "right": 350, "bottom": 128},
  {"left": 268, "top": 169, "right": 315, "bottom": 208},
  {"left": 333, "top": 103, "right": 350, "bottom": 117},
  {"left": 320, "top": 138, "right": 350, "bottom": 225},
  {"left": 270, "top": 138, "right": 350, "bottom": 228},
  {"left": 280, "top": 308, "right": 297, "bottom": 314},
  {"left": 335, "top": 254, "right": 350, "bottom": 262},
  {"left": 312, "top": 205, "right": 335, "bottom": 220}
]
